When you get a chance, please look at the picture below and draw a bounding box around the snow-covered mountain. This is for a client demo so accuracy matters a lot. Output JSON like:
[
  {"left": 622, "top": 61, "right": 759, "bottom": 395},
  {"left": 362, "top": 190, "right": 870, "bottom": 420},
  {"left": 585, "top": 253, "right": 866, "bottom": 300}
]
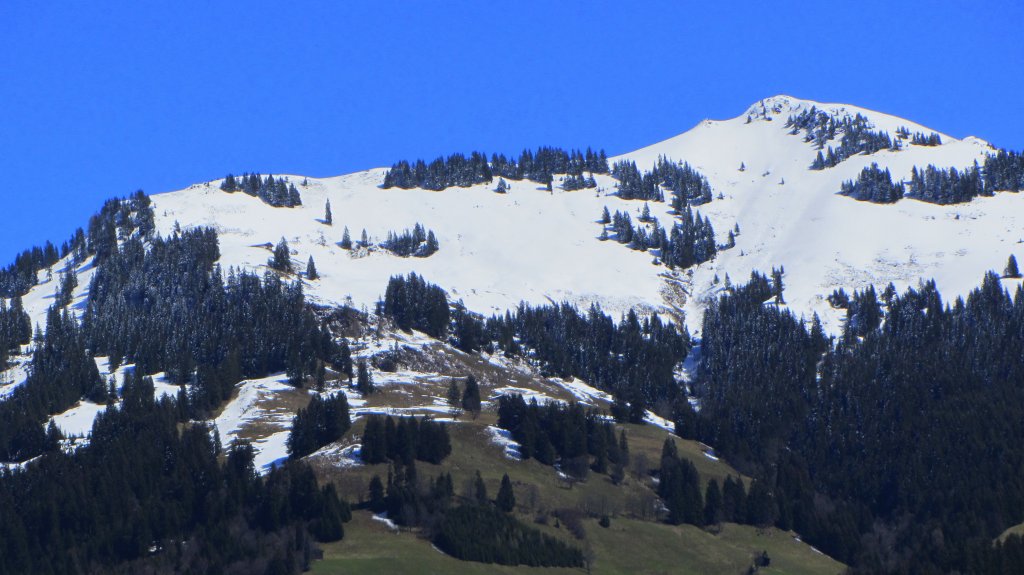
[
  {"left": 5, "top": 93, "right": 1016, "bottom": 405},
  {"left": 3, "top": 94, "right": 1018, "bottom": 404},
  {"left": 4, "top": 96, "right": 1021, "bottom": 573},
  {"left": 137, "top": 94, "right": 1011, "bottom": 338}
]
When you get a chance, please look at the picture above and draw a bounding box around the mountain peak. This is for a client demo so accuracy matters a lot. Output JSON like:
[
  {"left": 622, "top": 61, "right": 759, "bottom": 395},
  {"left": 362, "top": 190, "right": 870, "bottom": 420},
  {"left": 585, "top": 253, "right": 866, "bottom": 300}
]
[{"left": 743, "top": 94, "right": 813, "bottom": 119}]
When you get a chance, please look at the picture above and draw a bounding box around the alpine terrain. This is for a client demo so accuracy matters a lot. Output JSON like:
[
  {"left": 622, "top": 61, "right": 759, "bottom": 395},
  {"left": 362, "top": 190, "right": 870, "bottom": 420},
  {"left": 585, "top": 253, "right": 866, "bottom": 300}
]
[{"left": 3, "top": 95, "right": 1024, "bottom": 574}]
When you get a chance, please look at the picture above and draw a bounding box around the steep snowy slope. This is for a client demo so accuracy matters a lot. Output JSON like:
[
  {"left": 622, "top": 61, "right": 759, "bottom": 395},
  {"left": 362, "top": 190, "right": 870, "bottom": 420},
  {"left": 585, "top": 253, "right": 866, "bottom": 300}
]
[
  {"left": 146, "top": 95, "right": 1017, "bottom": 337},
  {"left": 619, "top": 95, "right": 1010, "bottom": 333},
  {"left": 152, "top": 171, "right": 676, "bottom": 318}
]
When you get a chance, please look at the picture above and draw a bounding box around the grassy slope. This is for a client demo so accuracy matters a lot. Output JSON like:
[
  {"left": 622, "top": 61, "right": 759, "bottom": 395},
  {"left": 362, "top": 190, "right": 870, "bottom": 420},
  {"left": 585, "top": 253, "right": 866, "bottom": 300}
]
[
  {"left": 298, "top": 332, "right": 844, "bottom": 574},
  {"left": 308, "top": 403, "right": 843, "bottom": 573},
  {"left": 313, "top": 511, "right": 844, "bottom": 575}
]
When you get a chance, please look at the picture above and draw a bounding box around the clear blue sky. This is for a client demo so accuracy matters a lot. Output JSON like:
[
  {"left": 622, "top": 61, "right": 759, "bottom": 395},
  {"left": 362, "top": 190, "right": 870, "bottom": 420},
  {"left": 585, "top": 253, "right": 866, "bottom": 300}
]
[{"left": 2, "top": 1, "right": 1022, "bottom": 264}]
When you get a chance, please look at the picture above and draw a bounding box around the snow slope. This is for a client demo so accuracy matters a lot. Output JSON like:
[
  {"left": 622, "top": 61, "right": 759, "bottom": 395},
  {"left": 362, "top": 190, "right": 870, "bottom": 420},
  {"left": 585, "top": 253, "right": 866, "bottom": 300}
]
[
  {"left": 4, "top": 94, "right": 1021, "bottom": 408},
  {"left": 619, "top": 95, "right": 1009, "bottom": 333},
  {"left": 141, "top": 95, "right": 1019, "bottom": 338}
]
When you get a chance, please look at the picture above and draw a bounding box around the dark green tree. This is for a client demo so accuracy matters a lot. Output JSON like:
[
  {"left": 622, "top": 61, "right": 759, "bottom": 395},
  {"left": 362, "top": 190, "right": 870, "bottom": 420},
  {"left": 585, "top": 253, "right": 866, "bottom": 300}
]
[
  {"left": 357, "top": 360, "right": 374, "bottom": 395},
  {"left": 704, "top": 479, "right": 722, "bottom": 526},
  {"left": 474, "top": 471, "right": 488, "bottom": 505},
  {"left": 495, "top": 474, "right": 515, "bottom": 512},
  {"left": 446, "top": 378, "right": 462, "bottom": 418},
  {"left": 270, "top": 237, "right": 292, "bottom": 272},
  {"left": 1005, "top": 254, "right": 1021, "bottom": 278},
  {"left": 461, "top": 374, "right": 481, "bottom": 418}
]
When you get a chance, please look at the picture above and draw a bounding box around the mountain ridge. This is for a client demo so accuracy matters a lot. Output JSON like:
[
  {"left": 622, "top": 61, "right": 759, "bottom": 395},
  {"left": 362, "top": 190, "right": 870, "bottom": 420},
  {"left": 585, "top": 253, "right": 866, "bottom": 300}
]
[{"left": 140, "top": 96, "right": 1018, "bottom": 340}]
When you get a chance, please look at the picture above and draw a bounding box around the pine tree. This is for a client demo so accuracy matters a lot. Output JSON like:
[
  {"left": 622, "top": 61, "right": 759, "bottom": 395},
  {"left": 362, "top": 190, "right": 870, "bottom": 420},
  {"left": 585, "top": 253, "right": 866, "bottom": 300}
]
[
  {"left": 496, "top": 474, "right": 515, "bottom": 512},
  {"left": 771, "top": 266, "right": 785, "bottom": 304},
  {"left": 474, "top": 471, "right": 488, "bottom": 505},
  {"left": 221, "top": 173, "right": 238, "bottom": 192},
  {"left": 368, "top": 475, "right": 386, "bottom": 512},
  {"left": 324, "top": 200, "right": 333, "bottom": 225},
  {"left": 704, "top": 479, "right": 722, "bottom": 525},
  {"left": 340, "top": 227, "right": 352, "bottom": 250},
  {"left": 446, "top": 379, "right": 462, "bottom": 418},
  {"left": 1005, "top": 255, "right": 1021, "bottom": 278},
  {"left": 495, "top": 178, "right": 508, "bottom": 194},
  {"left": 745, "top": 479, "right": 777, "bottom": 527},
  {"left": 600, "top": 206, "right": 611, "bottom": 224},
  {"left": 360, "top": 229, "right": 369, "bottom": 248},
  {"left": 306, "top": 256, "right": 319, "bottom": 280},
  {"left": 270, "top": 238, "right": 292, "bottom": 272},
  {"left": 357, "top": 360, "right": 374, "bottom": 395},
  {"left": 461, "top": 375, "right": 481, "bottom": 418}
]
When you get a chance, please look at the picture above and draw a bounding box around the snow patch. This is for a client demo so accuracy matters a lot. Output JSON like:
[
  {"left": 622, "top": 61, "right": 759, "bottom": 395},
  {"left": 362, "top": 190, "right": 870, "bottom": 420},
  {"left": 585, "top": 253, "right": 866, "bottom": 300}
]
[
  {"left": 372, "top": 513, "right": 399, "bottom": 532},
  {"left": 551, "top": 377, "right": 613, "bottom": 406},
  {"left": 485, "top": 425, "right": 523, "bottom": 460},
  {"left": 489, "top": 386, "right": 558, "bottom": 405},
  {"left": 644, "top": 411, "right": 675, "bottom": 432},
  {"left": 47, "top": 401, "right": 106, "bottom": 438}
]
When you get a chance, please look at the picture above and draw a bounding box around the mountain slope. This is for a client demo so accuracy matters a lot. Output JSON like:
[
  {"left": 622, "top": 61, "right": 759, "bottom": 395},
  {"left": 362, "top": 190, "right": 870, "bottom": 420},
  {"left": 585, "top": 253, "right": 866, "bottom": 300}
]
[
  {"left": 146, "top": 95, "right": 1015, "bottom": 339},
  {"left": 3, "top": 94, "right": 1023, "bottom": 574}
]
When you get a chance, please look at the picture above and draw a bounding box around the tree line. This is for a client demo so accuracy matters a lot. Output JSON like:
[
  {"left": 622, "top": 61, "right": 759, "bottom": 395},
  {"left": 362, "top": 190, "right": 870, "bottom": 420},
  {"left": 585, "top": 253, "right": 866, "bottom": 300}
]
[
  {"left": 786, "top": 107, "right": 898, "bottom": 169},
  {"left": 0, "top": 370, "right": 351, "bottom": 574},
  {"left": 221, "top": 173, "right": 303, "bottom": 207},
  {"left": 365, "top": 459, "right": 583, "bottom": 567},
  {"left": 496, "top": 393, "right": 629, "bottom": 478},
  {"left": 688, "top": 267, "right": 1024, "bottom": 572},
  {"left": 379, "top": 271, "right": 691, "bottom": 422},
  {"left": 1, "top": 193, "right": 350, "bottom": 463},
  {"left": 0, "top": 295, "right": 30, "bottom": 370},
  {"left": 383, "top": 147, "right": 609, "bottom": 191},
  {"left": 840, "top": 149, "right": 1024, "bottom": 205},
  {"left": 381, "top": 223, "right": 439, "bottom": 257},
  {"left": 360, "top": 414, "right": 452, "bottom": 466},
  {"left": 287, "top": 392, "right": 352, "bottom": 459}
]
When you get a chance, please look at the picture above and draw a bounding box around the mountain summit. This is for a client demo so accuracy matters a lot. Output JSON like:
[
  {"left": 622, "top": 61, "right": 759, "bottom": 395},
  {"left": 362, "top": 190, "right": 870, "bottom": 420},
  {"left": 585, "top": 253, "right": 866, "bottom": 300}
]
[{"left": 128, "top": 95, "right": 1013, "bottom": 339}]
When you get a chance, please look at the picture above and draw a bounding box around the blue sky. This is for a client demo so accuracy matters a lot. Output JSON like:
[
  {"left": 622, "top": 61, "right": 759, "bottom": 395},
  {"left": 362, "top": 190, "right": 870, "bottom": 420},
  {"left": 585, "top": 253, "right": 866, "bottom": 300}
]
[{"left": 2, "top": 1, "right": 1022, "bottom": 264}]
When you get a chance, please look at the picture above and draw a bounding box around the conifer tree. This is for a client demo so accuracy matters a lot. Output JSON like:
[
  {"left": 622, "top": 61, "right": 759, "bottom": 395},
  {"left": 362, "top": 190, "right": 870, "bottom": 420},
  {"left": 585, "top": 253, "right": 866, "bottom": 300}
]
[
  {"left": 221, "top": 173, "right": 238, "bottom": 191},
  {"left": 771, "top": 266, "right": 785, "bottom": 304},
  {"left": 324, "top": 200, "right": 332, "bottom": 225},
  {"left": 745, "top": 479, "right": 777, "bottom": 527},
  {"left": 474, "top": 471, "right": 488, "bottom": 505},
  {"left": 446, "top": 379, "right": 462, "bottom": 418},
  {"left": 496, "top": 474, "right": 515, "bottom": 512},
  {"left": 461, "top": 375, "right": 481, "bottom": 418},
  {"left": 270, "top": 238, "right": 292, "bottom": 273},
  {"left": 1005, "top": 255, "right": 1021, "bottom": 278},
  {"left": 704, "top": 479, "right": 722, "bottom": 525},
  {"left": 368, "top": 475, "right": 385, "bottom": 512},
  {"left": 306, "top": 256, "right": 319, "bottom": 280},
  {"left": 357, "top": 360, "right": 374, "bottom": 395},
  {"left": 340, "top": 227, "right": 352, "bottom": 250}
]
